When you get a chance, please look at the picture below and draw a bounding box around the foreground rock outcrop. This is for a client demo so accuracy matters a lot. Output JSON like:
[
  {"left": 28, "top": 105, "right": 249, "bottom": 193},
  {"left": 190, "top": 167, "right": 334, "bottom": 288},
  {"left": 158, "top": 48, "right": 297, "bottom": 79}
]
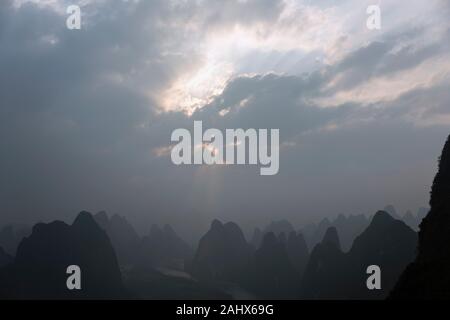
[{"left": 391, "top": 135, "right": 450, "bottom": 299}]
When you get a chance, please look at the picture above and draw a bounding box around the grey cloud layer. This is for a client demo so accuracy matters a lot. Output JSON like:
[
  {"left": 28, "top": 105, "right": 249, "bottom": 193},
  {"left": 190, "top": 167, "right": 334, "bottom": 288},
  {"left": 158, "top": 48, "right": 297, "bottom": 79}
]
[{"left": 1, "top": 0, "right": 449, "bottom": 239}]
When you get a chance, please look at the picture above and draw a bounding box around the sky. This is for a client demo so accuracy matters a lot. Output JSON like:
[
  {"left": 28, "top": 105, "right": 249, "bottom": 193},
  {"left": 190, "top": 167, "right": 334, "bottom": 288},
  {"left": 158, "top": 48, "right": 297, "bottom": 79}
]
[{"left": 1, "top": 0, "right": 449, "bottom": 239}]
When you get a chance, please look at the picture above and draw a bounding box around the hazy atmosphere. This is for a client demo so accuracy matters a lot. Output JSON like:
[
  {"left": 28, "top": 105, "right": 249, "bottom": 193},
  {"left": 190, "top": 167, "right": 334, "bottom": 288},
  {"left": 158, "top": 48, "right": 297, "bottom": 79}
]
[{"left": 1, "top": 0, "right": 450, "bottom": 241}]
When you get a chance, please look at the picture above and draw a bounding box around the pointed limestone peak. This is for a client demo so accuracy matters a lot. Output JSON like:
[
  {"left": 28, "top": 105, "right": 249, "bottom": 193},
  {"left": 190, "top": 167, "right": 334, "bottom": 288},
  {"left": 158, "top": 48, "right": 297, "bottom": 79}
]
[{"left": 321, "top": 226, "right": 341, "bottom": 250}]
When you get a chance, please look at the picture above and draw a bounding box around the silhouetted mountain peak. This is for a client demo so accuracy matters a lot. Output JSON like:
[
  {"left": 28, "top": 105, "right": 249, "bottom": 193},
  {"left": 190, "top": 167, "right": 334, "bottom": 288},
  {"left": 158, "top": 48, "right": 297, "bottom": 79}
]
[
  {"left": 335, "top": 214, "right": 346, "bottom": 224},
  {"left": 94, "top": 211, "right": 109, "bottom": 229},
  {"left": 351, "top": 210, "right": 415, "bottom": 257},
  {"left": 302, "top": 208, "right": 416, "bottom": 299},
  {"left": 318, "top": 218, "right": 331, "bottom": 228},
  {"left": 371, "top": 210, "right": 395, "bottom": 226},
  {"left": 72, "top": 211, "right": 100, "bottom": 231},
  {"left": 401, "top": 210, "right": 419, "bottom": 230},
  {"left": 224, "top": 222, "right": 247, "bottom": 243},
  {"left": 110, "top": 214, "right": 127, "bottom": 225},
  {"left": 417, "top": 207, "right": 429, "bottom": 220},
  {"left": 301, "top": 228, "right": 345, "bottom": 299},
  {"left": 2, "top": 212, "right": 125, "bottom": 299},
  {"left": 329, "top": 213, "right": 370, "bottom": 252},
  {"left": 163, "top": 224, "right": 175, "bottom": 236},
  {"left": 92, "top": 211, "right": 141, "bottom": 267},
  {"left": 262, "top": 220, "right": 294, "bottom": 237},
  {"left": 404, "top": 210, "right": 413, "bottom": 218},
  {"left": 321, "top": 227, "right": 341, "bottom": 250},
  {"left": 31, "top": 221, "right": 69, "bottom": 237},
  {"left": 190, "top": 220, "right": 250, "bottom": 281},
  {"left": 224, "top": 221, "right": 240, "bottom": 233},
  {"left": 211, "top": 219, "right": 224, "bottom": 231},
  {"left": 241, "top": 230, "right": 299, "bottom": 299},
  {"left": 383, "top": 205, "right": 400, "bottom": 219}
]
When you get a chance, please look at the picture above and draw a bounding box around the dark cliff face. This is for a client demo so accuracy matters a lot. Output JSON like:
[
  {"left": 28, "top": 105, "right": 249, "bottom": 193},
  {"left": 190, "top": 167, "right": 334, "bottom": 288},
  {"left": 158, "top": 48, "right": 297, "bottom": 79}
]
[
  {"left": 391, "top": 135, "right": 450, "bottom": 299},
  {"left": 0, "top": 211, "right": 125, "bottom": 299},
  {"left": 419, "top": 135, "right": 450, "bottom": 260}
]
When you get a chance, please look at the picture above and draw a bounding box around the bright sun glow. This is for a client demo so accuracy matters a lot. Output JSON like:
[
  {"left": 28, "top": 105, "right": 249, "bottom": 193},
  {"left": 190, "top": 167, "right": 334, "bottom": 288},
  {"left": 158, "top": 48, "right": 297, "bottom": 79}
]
[
  {"left": 157, "top": 7, "right": 344, "bottom": 114},
  {"left": 159, "top": 27, "right": 258, "bottom": 114},
  {"left": 161, "top": 58, "right": 234, "bottom": 115}
]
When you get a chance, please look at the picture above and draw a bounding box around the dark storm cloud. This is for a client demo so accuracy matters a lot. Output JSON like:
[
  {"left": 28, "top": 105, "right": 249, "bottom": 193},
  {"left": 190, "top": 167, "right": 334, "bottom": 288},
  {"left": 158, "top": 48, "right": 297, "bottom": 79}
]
[
  {"left": 0, "top": 0, "right": 178, "bottom": 224},
  {"left": 191, "top": 73, "right": 354, "bottom": 141}
]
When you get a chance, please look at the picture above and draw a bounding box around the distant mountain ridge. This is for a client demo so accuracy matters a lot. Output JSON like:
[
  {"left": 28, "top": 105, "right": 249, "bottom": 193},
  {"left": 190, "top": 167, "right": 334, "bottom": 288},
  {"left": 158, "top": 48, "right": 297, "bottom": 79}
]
[
  {"left": 301, "top": 211, "right": 417, "bottom": 299},
  {"left": 0, "top": 224, "right": 31, "bottom": 256},
  {"left": 138, "top": 223, "right": 193, "bottom": 270},
  {"left": 94, "top": 211, "right": 141, "bottom": 267},
  {"left": 300, "top": 214, "right": 370, "bottom": 253}
]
